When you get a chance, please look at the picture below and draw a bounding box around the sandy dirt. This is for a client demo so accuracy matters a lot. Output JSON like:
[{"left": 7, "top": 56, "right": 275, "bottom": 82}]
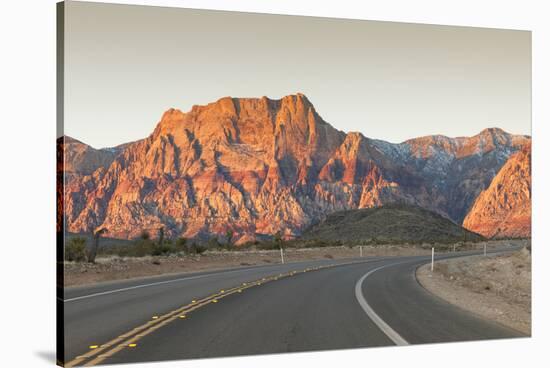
[
  {"left": 416, "top": 243, "right": 531, "bottom": 335},
  {"left": 64, "top": 245, "right": 430, "bottom": 287}
]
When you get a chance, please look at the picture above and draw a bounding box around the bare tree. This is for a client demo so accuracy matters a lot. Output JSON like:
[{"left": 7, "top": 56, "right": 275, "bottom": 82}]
[
  {"left": 158, "top": 226, "right": 165, "bottom": 246},
  {"left": 225, "top": 229, "right": 234, "bottom": 248},
  {"left": 89, "top": 227, "right": 107, "bottom": 263}
]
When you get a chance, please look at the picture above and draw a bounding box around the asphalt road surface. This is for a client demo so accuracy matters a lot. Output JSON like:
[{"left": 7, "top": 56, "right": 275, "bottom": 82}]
[{"left": 61, "top": 246, "right": 527, "bottom": 366}]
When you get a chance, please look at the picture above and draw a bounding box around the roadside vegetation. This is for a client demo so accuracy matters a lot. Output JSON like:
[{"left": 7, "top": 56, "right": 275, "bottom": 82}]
[
  {"left": 64, "top": 229, "right": 233, "bottom": 263},
  {"left": 64, "top": 228, "right": 500, "bottom": 263}
]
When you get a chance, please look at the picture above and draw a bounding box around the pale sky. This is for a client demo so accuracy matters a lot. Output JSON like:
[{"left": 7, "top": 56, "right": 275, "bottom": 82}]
[{"left": 62, "top": 1, "right": 531, "bottom": 149}]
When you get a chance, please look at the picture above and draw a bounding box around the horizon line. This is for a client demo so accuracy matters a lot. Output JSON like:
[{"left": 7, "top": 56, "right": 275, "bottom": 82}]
[{"left": 63, "top": 93, "right": 531, "bottom": 150}]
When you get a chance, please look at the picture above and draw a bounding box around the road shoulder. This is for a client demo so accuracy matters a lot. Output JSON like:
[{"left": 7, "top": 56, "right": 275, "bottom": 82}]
[{"left": 416, "top": 249, "right": 531, "bottom": 335}]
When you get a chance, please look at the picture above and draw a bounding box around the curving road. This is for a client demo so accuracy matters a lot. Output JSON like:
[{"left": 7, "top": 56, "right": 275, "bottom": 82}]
[{"left": 60, "top": 246, "right": 526, "bottom": 366}]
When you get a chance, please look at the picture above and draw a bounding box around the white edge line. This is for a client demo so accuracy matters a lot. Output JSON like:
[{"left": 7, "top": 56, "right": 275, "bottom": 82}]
[
  {"left": 63, "top": 266, "right": 268, "bottom": 303},
  {"left": 63, "top": 274, "right": 211, "bottom": 302},
  {"left": 64, "top": 259, "right": 370, "bottom": 303},
  {"left": 353, "top": 247, "right": 519, "bottom": 345},
  {"left": 355, "top": 264, "right": 410, "bottom": 346}
]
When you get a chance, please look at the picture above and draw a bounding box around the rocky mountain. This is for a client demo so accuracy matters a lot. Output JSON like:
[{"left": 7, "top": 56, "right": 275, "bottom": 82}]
[
  {"left": 59, "top": 94, "right": 531, "bottom": 243},
  {"left": 463, "top": 143, "right": 531, "bottom": 238},
  {"left": 302, "top": 204, "right": 484, "bottom": 244},
  {"left": 57, "top": 136, "right": 126, "bottom": 233},
  {"left": 61, "top": 136, "right": 124, "bottom": 176}
]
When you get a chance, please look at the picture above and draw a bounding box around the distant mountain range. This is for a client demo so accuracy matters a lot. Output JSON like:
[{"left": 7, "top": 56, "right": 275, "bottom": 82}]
[{"left": 58, "top": 93, "right": 531, "bottom": 243}]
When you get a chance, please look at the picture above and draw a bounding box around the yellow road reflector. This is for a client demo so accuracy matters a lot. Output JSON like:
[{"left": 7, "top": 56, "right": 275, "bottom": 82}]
[
  {"left": 242, "top": 282, "right": 247, "bottom": 286},
  {"left": 192, "top": 300, "right": 197, "bottom": 303},
  {"left": 212, "top": 299, "right": 218, "bottom": 303},
  {"left": 89, "top": 345, "right": 99, "bottom": 349},
  {"left": 237, "top": 289, "right": 242, "bottom": 293},
  {"left": 152, "top": 316, "right": 159, "bottom": 320},
  {"left": 128, "top": 343, "right": 137, "bottom": 348},
  {"left": 220, "top": 290, "right": 225, "bottom": 293},
  {"left": 179, "top": 315, "right": 186, "bottom": 319}
]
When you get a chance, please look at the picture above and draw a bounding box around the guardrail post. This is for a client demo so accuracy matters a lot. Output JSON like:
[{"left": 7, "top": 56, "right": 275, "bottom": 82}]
[{"left": 431, "top": 247, "right": 434, "bottom": 272}]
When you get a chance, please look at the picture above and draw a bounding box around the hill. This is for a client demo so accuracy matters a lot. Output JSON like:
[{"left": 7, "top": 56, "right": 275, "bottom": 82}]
[{"left": 302, "top": 204, "right": 485, "bottom": 244}]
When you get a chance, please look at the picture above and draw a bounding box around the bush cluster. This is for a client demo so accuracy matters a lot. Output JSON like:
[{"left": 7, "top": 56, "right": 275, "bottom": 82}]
[
  {"left": 66, "top": 226, "right": 493, "bottom": 263},
  {"left": 93, "top": 235, "right": 209, "bottom": 259},
  {"left": 65, "top": 237, "right": 87, "bottom": 262}
]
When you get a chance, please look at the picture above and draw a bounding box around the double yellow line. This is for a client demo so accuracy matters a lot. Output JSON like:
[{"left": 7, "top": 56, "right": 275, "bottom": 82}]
[{"left": 64, "top": 262, "right": 348, "bottom": 367}]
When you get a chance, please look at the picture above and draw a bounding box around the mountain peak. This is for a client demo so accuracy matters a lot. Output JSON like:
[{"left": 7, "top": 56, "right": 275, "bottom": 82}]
[
  {"left": 480, "top": 127, "right": 506, "bottom": 134},
  {"left": 477, "top": 127, "right": 509, "bottom": 138},
  {"left": 62, "top": 95, "right": 531, "bottom": 241}
]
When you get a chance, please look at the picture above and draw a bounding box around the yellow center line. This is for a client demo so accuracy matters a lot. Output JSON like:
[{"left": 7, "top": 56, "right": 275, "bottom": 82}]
[
  {"left": 81, "top": 282, "right": 262, "bottom": 366},
  {"left": 66, "top": 261, "right": 355, "bottom": 367},
  {"left": 63, "top": 287, "right": 241, "bottom": 368}
]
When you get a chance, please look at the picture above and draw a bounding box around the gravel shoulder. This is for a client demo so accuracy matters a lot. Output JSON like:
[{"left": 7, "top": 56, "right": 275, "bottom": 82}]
[
  {"left": 64, "top": 245, "right": 429, "bottom": 287},
  {"left": 416, "top": 245, "right": 531, "bottom": 335}
]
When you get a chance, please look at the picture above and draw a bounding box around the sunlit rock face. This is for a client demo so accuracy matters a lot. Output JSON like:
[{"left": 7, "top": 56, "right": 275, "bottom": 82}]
[
  {"left": 463, "top": 143, "right": 531, "bottom": 238},
  {"left": 60, "top": 94, "right": 530, "bottom": 243}
]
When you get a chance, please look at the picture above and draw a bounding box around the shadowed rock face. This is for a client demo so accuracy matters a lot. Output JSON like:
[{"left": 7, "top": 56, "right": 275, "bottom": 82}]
[
  {"left": 60, "top": 94, "right": 531, "bottom": 243},
  {"left": 463, "top": 143, "right": 531, "bottom": 238}
]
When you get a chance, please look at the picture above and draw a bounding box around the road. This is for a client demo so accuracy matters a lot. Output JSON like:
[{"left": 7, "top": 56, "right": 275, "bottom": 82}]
[{"left": 61, "top": 246, "right": 526, "bottom": 366}]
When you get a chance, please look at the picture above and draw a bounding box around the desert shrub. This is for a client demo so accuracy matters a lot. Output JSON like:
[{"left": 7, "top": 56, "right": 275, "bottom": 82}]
[
  {"left": 176, "top": 237, "right": 187, "bottom": 248},
  {"left": 65, "top": 237, "right": 87, "bottom": 262},
  {"left": 312, "top": 239, "right": 343, "bottom": 248},
  {"left": 103, "top": 236, "right": 198, "bottom": 258},
  {"left": 114, "top": 239, "right": 156, "bottom": 257},
  {"left": 257, "top": 241, "right": 279, "bottom": 250},
  {"left": 206, "top": 238, "right": 221, "bottom": 250},
  {"left": 151, "top": 243, "right": 173, "bottom": 256},
  {"left": 187, "top": 243, "right": 206, "bottom": 255},
  {"left": 237, "top": 241, "right": 255, "bottom": 250}
]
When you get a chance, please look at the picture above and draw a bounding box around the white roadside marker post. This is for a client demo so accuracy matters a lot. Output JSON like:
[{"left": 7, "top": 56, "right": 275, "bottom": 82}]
[
  {"left": 484, "top": 244, "right": 487, "bottom": 256},
  {"left": 360, "top": 246, "right": 363, "bottom": 257},
  {"left": 280, "top": 247, "right": 285, "bottom": 264},
  {"left": 453, "top": 244, "right": 456, "bottom": 253},
  {"left": 431, "top": 247, "right": 434, "bottom": 272}
]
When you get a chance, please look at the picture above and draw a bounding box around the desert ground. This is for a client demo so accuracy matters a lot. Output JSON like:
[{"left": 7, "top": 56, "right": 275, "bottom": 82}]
[
  {"left": 417, "top": 240, "right": 531, "bottom": 334},
  {"left": 64, "top": 240, "right": 517, "bottom": 287}
]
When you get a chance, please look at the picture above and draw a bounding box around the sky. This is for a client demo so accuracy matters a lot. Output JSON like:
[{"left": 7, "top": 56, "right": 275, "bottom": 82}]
[{"left": 62, "top": 1, "right": 531, "bottom": 149}]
